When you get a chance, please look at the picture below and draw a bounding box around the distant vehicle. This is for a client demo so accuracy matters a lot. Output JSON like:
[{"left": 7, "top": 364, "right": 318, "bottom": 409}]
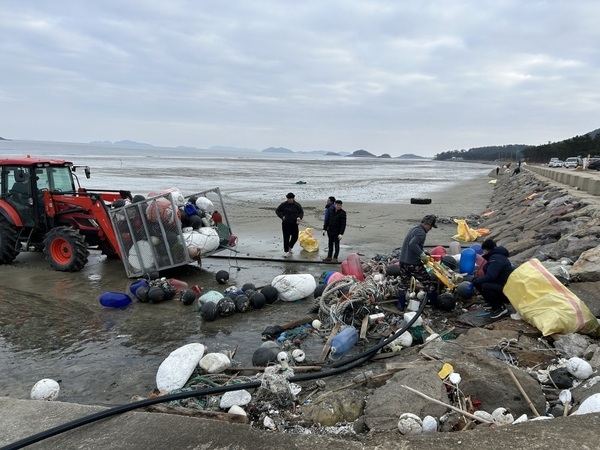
[
  {"left": 564, "top": 157, "right": 579, "bottom": 168},
  {"left": 587, "top": 159, "right": 600, "bottom": 170},
  {"left": 548, "top": 159, "right": 564, "bottom": 168}
]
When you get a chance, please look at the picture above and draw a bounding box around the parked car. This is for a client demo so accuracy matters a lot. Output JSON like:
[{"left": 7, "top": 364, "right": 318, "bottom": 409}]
[
  {"left": 564, "top": 157, "right": 579, "bottom": 168},
  {"left": 548, "top": 158, "right": 564, "bottom": 168},
  {"left": 587, "top": 159, "right": 600, "bottom": 170}
]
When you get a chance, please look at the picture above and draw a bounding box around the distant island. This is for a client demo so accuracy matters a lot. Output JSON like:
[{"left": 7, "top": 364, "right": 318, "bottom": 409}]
[{"left": 85, "top": 140, "right": 429, "bottom": 158}]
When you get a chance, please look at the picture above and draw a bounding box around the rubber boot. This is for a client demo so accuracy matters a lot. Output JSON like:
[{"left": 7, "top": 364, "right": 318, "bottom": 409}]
[
  {"left": 427, "top": 291, "right": 438, "bottom": 309},
  {"left": 397, "top": 291, "right": 406, "bottom": 310}
]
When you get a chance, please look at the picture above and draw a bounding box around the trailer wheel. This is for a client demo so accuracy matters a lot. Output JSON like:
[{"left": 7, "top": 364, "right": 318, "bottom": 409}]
[
  {"left": 0, "top": 216, "right": 20, "bottom": 264},
  {"left": 44, "top": 226, "right": 89, "bottom": 272}
]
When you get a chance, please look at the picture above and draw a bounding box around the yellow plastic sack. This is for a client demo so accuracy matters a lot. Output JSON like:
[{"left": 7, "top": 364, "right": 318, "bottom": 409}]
[
  {"left": 503, "top": 259, "right": 600, "bottom": 337},
  {"left": 299, "top": 227, "right": 319, "bottom": 252},
  {"left": 452, "top": 219, "right": 480, "bottom": 242}
]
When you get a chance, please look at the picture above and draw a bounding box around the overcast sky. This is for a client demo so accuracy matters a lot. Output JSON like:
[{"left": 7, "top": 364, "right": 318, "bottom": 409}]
[{"left": 2, "top": 1, "right": 599, "bottom": 157}]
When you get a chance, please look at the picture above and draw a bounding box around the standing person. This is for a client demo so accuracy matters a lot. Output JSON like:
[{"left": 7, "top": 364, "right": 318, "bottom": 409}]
[
  {"left": 397, "top": 215, "right": 439, "bottom": 309},
  {"left": 472, "top": 239, "right": 514, "bottom": 319},
  {"left": 323, "top": 196, "right": 336, "bottom": 230},
  {"left": 275, "top": 192, "right": 304, "bottom": 257},
  {"left": 323, "top": 200, "right": 346, "bottom": 262}
]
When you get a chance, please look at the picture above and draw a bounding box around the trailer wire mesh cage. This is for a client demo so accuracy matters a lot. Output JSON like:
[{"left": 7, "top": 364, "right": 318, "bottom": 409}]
[{"left": 108, "top": 187, "right": 234, "bottom": 278}]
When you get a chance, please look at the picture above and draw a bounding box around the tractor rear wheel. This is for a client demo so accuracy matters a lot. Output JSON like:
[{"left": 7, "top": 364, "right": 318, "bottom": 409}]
[
  {"left": 0, "top": 216, "right": 20, "bottom": 264},
  {"left": 43, "top": 226, "right": 89, "bottom": 272}
]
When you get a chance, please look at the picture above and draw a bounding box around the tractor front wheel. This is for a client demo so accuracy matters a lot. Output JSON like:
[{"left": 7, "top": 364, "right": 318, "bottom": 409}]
[
  {"left": 43, "top": 226, "right": 89, "bottom": 272},
  {"left": 0, "top": 216, "right": 20, "bottom": 264}
]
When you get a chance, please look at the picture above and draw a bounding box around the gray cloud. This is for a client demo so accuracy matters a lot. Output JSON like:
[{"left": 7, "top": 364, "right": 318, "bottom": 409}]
[{"left": 1, "top": 1, "right": 599, "bottom": 156}]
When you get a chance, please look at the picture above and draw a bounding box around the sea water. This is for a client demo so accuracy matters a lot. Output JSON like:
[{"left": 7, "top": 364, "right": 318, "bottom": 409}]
[{"left": 0, "top": 139, "right": 491, "bottom": 204}]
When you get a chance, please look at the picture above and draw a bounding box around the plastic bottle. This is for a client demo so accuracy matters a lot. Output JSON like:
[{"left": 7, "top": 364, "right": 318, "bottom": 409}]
[
  {"left": 459, "top": 248, "right": 476, "bottom": 275},
  {"left": 330, "top": 327, "right": 359, "bottom": 359}
]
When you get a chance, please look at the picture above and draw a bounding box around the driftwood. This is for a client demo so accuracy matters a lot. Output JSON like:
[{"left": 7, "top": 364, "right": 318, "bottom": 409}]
[
  {"left": 318, "top": 322, "right": 341, "bottom": 362},
  {"left": 131, "top": 395, "right": 249, "bottom": 424},
  {"left": 506, "top": 367, "right": 540, "bottom": 417}
]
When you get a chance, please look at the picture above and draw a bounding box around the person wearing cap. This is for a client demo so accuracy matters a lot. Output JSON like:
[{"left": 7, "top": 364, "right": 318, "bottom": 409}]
[
  {"left": 397, "top": 215, "right": 439, "bottom": 309},
  {"left": 322, "top": 199, "right": 346, "bottom": 262},
  {"left": 275, "top": 192, "right": 304, "bottom": 257},
  {"left": 472, "top": 238, "right": 514, "bottom": 319}
]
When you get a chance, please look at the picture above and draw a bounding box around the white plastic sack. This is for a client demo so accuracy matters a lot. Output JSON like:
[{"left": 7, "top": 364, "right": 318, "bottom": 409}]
[
  {"left": 271, "top": 274, "right": 317, "bottom": 301},
  {"left": 183, "top": 228, "right": 220, "bottom": 257}
]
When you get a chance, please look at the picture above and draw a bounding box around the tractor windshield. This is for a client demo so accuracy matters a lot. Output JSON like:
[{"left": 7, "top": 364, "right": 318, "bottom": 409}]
[{"left": 35, "top": 166, "right": 76, "bottom": 192}]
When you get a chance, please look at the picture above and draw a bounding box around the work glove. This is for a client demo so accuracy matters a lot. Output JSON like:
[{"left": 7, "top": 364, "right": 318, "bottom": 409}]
[
  {"left": 420, "top": 253, "right": 429, "bottom": 264},
  {"left": 338, "top": 235, "right": 342, "bottom": 241},
  {"left": 322, "top": 230, "right": 326, "bottom": 236}
]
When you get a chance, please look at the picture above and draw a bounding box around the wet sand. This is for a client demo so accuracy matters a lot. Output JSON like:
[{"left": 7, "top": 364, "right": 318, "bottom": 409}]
[{"left": 0, "top": 171, "right": 497, "bottom": 405}]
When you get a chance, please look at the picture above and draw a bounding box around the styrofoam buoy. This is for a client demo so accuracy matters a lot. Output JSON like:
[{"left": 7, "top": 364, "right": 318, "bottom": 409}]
[
  {"left": 99, "top": 292, "right": 132, "bottom": 308},
  {"left": 128, "top": 240, "right": 156, "bottom": 272},
  {"left": 566, "top": 357, "right": 593, "bottom": 380},
  {"left": 156, "top": 343, "right": 206, "bottom": 393},
  {"left": 397, "top": 412, "right": 423, "bottom": 435},
  {"left": 30, "top": 378, "right": 60, "bottom": 401}
]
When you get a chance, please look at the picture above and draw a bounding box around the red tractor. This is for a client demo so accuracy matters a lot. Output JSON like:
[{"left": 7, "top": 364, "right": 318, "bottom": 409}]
[{"left": 0, "top": 157, "right": 131, "bottom": 271}]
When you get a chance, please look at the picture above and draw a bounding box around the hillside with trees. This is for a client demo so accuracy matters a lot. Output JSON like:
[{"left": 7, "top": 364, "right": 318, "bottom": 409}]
[{"left": 434, "top": 127, "right": 600, "bottom": 163}]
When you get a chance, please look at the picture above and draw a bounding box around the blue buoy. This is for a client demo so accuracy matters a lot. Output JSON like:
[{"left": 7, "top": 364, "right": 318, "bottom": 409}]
[
  {"left": 470, "top": 243, "right": 483, "bottom": 255},
  {"left": 459, "top": 248, "right": 476, "bottom": 275},
  {"left": 129, "top": 279, "right": 149, "bottom": 296},
  {"left": 99, "top": 292, "right": 132, "bottom": 308}
]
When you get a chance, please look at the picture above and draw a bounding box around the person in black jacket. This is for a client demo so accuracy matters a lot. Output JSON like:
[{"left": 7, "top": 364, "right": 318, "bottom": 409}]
[
  {"left": 275, "top": 192, "right": 304, "bottom": 257},
  {"left": 472, "top": 238, "right": 514, "bottom": 319},
  {"left": 322, "top": 199, "right": 346, "bottom": 262}
]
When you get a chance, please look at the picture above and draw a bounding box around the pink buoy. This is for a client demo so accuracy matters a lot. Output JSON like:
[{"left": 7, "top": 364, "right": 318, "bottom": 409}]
[
  {"left": 326, "top": 272, "right": 345, "bottom": 285},
  {"left": 341, "top": 253, "right": 364, "bottom": 281}
]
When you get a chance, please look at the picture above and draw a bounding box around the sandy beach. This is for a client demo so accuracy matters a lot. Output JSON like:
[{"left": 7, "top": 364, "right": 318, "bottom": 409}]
[{"left": 229, "top": 172, "right": 497, "bottom": 259}]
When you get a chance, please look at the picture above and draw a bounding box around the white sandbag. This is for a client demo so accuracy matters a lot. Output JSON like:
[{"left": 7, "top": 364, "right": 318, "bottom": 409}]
[
  {"left": 199, "top": 352, "right": 231, "bottom": 373},
  {"left": 128, "top": 240, "right": 155, "bottom": 272},
  {"left": 183, "top": 228, "right": 220, "bottom": 257},
  {"left": 271, "top": 274, "right": 317, "bottom": 302},
  {"left": 156, "top": 343, "right": 206, "bottom": 392}
]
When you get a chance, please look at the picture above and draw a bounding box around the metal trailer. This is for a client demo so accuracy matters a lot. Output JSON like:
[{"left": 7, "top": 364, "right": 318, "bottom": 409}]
[{"left": 108, "top": 187, "right": 234, "bottom": 278}]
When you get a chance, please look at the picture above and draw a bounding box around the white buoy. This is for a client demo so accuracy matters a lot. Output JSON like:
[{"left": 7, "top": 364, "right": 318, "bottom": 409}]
[
  {"left": 397, "top": 412, "right": 423, "bottom": 435},
  {"left": 30, "top": 378, "right": 60, "bottom": 401}
]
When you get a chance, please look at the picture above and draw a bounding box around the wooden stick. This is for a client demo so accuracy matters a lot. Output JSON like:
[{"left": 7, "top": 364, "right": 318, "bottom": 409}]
[
  {"left": 359, "top": 315, "right": 369, "bottom": 340},
  {"left": 131, "top": 396, "right": 249, "bottom": 423},
  {"left": 506, "top": 367, "right": 540, "bottom": 417},
  {"left": 400, "top": 385, "right": 493, "bottom": 424},
  {"left": 318, "top": 322, "right": 341, "bottom": 362},
  {"left": 332, "top": 372, "right": 393, "bottom": 392}
]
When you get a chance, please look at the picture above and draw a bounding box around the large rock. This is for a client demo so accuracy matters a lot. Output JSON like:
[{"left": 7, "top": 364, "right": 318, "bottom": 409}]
[
  {"left": 363, "top": 362, "right": 450, "bottom": 431},
  {"left": 570, "top": 245, "right": 600, "bottom": 281},
  {"left": 303, "top": 389, "right": 365, "bottom": 426}
]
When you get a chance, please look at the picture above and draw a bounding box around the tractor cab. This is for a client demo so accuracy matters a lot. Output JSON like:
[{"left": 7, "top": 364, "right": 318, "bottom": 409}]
[{"left": 1, "top": 161, "right": 78, "bottom": 229}]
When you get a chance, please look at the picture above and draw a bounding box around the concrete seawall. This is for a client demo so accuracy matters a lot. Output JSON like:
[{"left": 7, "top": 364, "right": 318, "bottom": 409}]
[{"left": 528, "top": 166, "right": 600, "bottom": 196}]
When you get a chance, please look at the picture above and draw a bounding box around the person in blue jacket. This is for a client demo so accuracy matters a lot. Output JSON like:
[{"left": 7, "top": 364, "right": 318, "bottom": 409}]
[
  {"left": 472, "top": 238, "right": 514, "bottom": 319},
  {"left": 275, "top": 192, "right": 304, "bottom": 258},
  {"left": 323, "top": 196, "right": 336, "bottom": 230}
]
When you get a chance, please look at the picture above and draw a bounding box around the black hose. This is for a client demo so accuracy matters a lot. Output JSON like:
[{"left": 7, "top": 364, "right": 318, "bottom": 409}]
[
  {"left": 2, "top": 299, "right": 426, "bottom": 450},
  {"left": 208, "top": 254, "right": 338, "bottom": 264}
]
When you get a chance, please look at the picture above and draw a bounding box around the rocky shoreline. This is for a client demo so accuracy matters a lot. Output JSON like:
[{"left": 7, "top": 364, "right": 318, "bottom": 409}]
[{"left": 273, "top": 166, "right": 600, "bottom": 439}]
